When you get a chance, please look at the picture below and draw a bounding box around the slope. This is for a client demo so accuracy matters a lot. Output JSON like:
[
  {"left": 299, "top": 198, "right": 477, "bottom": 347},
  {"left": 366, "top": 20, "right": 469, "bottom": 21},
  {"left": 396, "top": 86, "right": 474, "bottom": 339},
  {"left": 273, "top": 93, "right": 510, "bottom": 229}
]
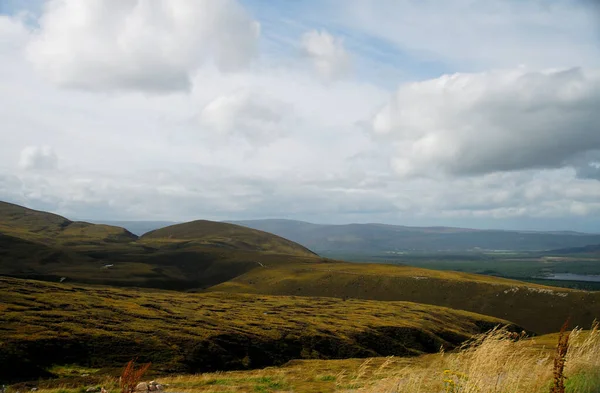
[
  {"left": 0, "top": 202, "right": 320, "bottom": 290},
  {"left": 141, "top": 220, "right": 317, "bottom": 257},
  {"left": 207, "top": 261, "right": 600, "bottom": 334},
  {"left": 0, "top": 201, "right": 137, "bottom": 246},
  {"left": 0, "top": 276, "right": 518, "bottom": 383}
]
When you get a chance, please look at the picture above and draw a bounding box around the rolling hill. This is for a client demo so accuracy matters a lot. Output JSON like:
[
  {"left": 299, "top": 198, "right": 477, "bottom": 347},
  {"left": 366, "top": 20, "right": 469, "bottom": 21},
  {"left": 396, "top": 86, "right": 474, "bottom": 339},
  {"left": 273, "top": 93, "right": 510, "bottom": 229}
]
[
  {"left": 0, "top": 276, "right": 517, "bottom": 383},
  {"left": 207, "top": 261, "right": 600, "bottom": 334},
  {"left": 228, "top": 219, "right": 600, "bottom": 253},
  {"left": 0, "top": 201, "right": 137, "bottom": 246},
  {"left": 0, "top": 201, "right": 319, "bottom": 290},
  {"left": 3, "top": 201, "right": 599, "bottom": 336},
  {"left": 140, "top": 220, "right": 317, "bottom": 257}
]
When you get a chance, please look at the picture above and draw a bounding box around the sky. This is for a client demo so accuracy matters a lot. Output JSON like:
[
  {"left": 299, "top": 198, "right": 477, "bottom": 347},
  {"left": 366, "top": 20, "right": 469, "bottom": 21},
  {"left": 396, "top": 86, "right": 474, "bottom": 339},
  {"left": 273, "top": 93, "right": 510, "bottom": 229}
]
[{"left": 1, "top": 0, "right": 600, "bottom": 232}]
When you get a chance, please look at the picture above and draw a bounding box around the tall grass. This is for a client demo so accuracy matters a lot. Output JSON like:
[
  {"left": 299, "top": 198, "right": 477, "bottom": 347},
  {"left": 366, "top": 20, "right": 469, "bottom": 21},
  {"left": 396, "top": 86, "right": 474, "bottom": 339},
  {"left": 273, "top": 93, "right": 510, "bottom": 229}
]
[
  {"left": 119, "top": 360, "right": 151, "bottom": 393},
  {"left": 362, "top": 322, "right": 600, "bottom": 393}
]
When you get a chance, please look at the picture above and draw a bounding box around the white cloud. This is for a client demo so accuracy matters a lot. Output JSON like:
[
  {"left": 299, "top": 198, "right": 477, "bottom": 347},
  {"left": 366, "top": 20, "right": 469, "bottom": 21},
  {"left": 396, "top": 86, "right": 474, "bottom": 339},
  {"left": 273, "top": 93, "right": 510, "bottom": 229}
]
[
  {"left": 198, "top": 89, "right": 290, "bottom": 143},
  {"left": 0, "top": 14, "right": 29, "bottom": 52},
  {"left": 372, "top": 67, "right": 600, "bottom": 177},
  {"left": 301, "top": 29, "right": 351, "bottom": 80},
  {"left": 18, "top": 146, "right": 58, "bottom": 171},
  {"left": 1, "top": 1, "right": 600, "bottom": 231},
  {"left": 26, "top": 0, "right": 260, "bottom": 92}
]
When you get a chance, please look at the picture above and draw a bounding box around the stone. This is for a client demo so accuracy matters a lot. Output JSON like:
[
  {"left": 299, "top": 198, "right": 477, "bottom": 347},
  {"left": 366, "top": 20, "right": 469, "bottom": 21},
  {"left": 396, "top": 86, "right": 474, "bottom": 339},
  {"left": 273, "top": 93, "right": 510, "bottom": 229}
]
[
  {"left": 135, "top": 382, "right": 148, "bottom": 392},
  {"left": 86, "top": 388, "right": 98, "bottom": 392}
]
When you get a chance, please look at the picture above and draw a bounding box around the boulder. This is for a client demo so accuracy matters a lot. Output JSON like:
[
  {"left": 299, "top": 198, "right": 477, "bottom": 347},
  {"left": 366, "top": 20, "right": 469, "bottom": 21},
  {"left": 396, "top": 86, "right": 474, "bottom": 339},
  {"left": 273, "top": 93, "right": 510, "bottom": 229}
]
[{"left": 135, "top": 382, "right": 148, "bottom": 392}]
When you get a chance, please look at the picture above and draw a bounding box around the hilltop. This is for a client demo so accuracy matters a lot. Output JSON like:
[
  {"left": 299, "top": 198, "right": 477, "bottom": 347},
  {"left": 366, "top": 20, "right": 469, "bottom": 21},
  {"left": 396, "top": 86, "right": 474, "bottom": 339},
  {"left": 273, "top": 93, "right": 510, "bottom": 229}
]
[
  {"left": 0, "top": 276, "right": 515, "bottom": 383},
  {"left": 140, "top": 220, "right": 317, "bottom": 257}
]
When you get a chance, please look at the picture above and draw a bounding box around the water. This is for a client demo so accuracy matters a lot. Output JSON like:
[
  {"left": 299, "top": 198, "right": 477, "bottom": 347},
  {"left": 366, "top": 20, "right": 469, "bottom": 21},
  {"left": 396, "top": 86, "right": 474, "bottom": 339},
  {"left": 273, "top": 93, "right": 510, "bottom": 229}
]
[{"left": 535, "top": 273, "right": 600, "bottom": 282}]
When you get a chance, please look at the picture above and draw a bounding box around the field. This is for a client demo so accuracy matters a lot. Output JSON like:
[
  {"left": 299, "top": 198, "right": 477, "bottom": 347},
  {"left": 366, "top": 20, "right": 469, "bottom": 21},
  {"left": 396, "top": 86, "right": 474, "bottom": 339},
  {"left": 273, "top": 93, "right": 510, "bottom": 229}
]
[{"left": 0, "top": 276, "right": 514, "bottom": 383}]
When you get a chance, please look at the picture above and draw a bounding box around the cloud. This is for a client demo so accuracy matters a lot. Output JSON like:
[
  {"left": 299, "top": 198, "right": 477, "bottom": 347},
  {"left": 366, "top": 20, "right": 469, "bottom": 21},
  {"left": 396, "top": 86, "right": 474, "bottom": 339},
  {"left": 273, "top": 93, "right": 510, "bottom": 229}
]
[
  {"left": 2, "top": 1, "right": 600, "bottom": 231},
  {"left": 0, "top": 14, "right": 30, "bottom": 52},
  {"left": 198, "top": 89, "right": 291, "bottom": 143},
  {"left": 568, "top": 150, "right": 600, "bottom": 180},
  {"left": 301, "top": 29, "right": 351, "bottom": 80},
  {"left": 26, "top": 0, "right": 260, "bottom": 92},
  {"left": 371, "top": 67, "right": 600, "bottom": 177},
  {"left": 18, "top": 146, "right": 58, "bottom": 171}
]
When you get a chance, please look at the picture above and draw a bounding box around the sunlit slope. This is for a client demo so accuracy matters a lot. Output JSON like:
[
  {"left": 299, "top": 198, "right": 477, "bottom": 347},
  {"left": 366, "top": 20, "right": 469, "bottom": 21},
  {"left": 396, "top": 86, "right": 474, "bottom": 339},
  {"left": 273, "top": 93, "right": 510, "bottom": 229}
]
[
  {"left": 0, "top": 201, "right": 137, "bottom": 246},
  {"left": 140, "top": 219, "right": 317, "bottom": 257},
  {"left": 0, "top": 276, "right": 516, "bottom": 382},
  {"left": 208, "top": 261, "right": 600, "bottom": 334}
]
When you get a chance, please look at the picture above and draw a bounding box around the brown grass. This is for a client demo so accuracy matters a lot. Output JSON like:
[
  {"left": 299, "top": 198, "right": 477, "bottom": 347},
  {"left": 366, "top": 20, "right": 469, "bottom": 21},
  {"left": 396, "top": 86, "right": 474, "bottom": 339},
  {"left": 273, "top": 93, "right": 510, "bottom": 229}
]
[
  {"left": 550, "top": 319, "right": 571, "bottom": 393},
  {"left": 359, "top": 323, "right": 600, "bottom": 393},
  {"left": 119, "top": 360, "right": 151, "bottom": 393}
]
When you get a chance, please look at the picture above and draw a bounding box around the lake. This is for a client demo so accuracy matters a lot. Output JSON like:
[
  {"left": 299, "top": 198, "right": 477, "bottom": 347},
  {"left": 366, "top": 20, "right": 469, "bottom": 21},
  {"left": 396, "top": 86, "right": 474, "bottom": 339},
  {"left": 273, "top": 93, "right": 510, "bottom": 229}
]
[{"left": 535, "top": 273, "right": 600, "bottom": 282}]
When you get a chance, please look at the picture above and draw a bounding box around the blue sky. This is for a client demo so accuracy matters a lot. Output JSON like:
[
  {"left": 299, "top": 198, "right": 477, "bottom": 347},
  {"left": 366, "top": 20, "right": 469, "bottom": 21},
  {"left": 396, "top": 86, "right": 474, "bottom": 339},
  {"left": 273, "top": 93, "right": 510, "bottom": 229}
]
[{"left": 1, "top": 0, "right": 600, "bottom": 231}]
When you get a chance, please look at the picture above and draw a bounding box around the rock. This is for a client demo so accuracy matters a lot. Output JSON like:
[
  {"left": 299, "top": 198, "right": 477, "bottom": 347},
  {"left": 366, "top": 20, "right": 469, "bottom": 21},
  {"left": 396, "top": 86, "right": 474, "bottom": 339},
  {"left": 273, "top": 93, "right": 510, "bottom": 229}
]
[
  {"left": 86, "top": 388, "right": 98, "bottom": 392},
  {"left": 135, "top": 382, "right": 148, "bottom": 392},
  {"left": 31, "top": 389, "right": 38, "bottom": 392},
  {"left": 155, "top": 385, "right": 163, "bottom": 391}
]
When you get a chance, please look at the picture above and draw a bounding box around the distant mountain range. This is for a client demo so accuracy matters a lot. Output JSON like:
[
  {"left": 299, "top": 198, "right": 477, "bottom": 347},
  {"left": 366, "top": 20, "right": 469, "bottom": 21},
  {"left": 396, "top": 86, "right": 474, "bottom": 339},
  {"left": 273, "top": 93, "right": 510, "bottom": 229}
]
[
  {"left": 92, "top": 218, "right": 600, "bottom": 254},
  {"left": 227, "top": 219, "right": 600, "bottom": 254}
]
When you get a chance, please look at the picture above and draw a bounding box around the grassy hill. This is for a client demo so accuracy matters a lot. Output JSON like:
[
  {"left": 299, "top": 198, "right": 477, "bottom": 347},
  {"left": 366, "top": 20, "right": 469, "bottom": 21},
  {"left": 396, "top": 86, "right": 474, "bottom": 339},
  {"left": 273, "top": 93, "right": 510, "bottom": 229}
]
[
  {"left": 0, "top": 201, "right": 137, "bottom": 246},
  {"left": 0, "top": 276, "right": 516, "bottom": 383},
  {"left": 0, "top": 202, "right": 320, "bottom": 290},
  {"left": 140, "top": 220, "right": 317, "bottom": 257},
  {"left": 230, "top": 219, "right": 600, "bottom": 253},
  {"left": 3, "top": 201, "right": 599, "bottom": 336},
  {"left": 208, "top": 261, "right": 600, "bottom": 334}
]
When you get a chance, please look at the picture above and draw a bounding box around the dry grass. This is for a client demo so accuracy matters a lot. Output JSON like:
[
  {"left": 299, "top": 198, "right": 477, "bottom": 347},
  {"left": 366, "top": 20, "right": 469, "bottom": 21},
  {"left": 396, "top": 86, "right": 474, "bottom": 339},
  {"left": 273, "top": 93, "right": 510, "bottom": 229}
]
[
  {"left": 119, "top": 360, "right": 151, "bottom": 393},
  {"left": 12, "top": 327, "right": 599, "bottom": 393},
  {"left": 359, "top": 322, "right": 600, "bottom": 393}
]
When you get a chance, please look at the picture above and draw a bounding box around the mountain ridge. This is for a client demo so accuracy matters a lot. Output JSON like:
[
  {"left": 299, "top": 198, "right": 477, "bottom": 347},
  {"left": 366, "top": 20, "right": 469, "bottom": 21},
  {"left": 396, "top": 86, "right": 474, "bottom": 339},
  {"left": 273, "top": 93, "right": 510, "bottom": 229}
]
[{"left": 227, "top": 219, "right": 600, "bottom": 253}]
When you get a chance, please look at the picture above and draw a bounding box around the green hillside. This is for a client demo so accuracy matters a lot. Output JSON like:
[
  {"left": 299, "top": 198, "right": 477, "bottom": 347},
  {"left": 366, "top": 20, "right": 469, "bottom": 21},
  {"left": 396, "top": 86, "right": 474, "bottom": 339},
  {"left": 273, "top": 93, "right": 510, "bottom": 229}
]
[
  {"left": 0, "top": 201, "right": 137, "bottom": 246},
  {"left": 0, "top": 201, "right": 320, "bottom": 290},
  {"left": 0, "top": 276, "right": 516, "bottom": 383},
  {"left": 208, "top": 261, "right": 600, "bottom": 334},
  {"left": 140, "top": 220, "right": 317, "bottom": 257}
]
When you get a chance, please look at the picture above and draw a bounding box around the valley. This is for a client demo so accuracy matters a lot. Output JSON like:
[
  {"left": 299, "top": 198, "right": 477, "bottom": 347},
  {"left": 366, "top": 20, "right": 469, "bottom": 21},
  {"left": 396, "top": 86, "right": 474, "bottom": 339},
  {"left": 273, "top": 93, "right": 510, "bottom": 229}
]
[{"left": 1, "top": 201, "right": 599, "bottom": 391}]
